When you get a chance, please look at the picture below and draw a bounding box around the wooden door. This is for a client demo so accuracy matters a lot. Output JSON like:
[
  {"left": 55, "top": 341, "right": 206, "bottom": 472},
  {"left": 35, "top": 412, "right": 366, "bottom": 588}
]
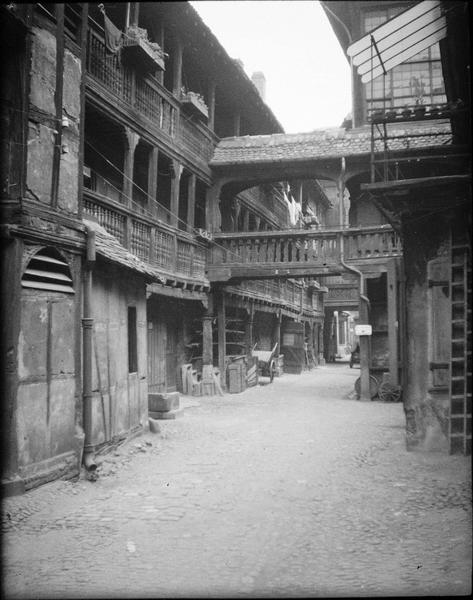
[
  {"left": 165, "top": 319, "right": 178, "bottom": 391},
  {"left": 147, "top": 318, "right": 166, "bottom": 393}
]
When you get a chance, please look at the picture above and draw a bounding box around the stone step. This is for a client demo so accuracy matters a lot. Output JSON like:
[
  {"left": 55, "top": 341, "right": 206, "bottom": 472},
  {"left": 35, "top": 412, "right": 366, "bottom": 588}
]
[
  {"left": 148, "top": 392, "right": 180, "bottom": 413},
  {"left": 149, "top": 408, "right": 184, "bottom": 421}
]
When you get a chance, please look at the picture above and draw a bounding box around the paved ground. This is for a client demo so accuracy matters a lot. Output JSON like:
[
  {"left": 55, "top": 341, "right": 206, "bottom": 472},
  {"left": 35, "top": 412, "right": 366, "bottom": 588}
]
[{"left": 2, "top": 363, "right": 471, "bottom": 599}]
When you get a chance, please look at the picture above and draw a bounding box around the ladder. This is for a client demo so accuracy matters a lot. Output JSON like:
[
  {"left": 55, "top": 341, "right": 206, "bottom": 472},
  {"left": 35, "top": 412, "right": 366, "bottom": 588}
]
[{"left": 449, "top": 232, "right": 472, "bottom": 455}]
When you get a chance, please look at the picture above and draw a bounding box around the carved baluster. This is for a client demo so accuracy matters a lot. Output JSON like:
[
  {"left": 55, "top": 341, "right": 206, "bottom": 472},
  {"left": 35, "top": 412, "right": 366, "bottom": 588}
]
[{"left": 283, "top": 238, "right": 290, "bottom": 263}]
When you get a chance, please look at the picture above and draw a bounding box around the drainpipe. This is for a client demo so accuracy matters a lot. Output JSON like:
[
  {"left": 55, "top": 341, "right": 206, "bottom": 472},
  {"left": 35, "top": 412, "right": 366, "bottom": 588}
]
[
  {"left": 82, "top": 226, "right": 97, "bottom": 471},
  {"left": 338, "top": 158, "right": 371, "bottom": 400}
]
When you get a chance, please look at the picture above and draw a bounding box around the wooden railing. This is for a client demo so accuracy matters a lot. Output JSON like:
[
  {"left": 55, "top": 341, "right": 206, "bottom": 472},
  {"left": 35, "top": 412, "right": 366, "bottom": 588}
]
[
  {"left": 178, "top": 116, "right": 216, "bottom": 164},
  {"left": 210, "top": 229, "right": 340, "bottom": 267},
  {"left": 84, "top": 190, "right": 208, "bottom": 281},
  {"left": 207, "top": 225, "right": 402, "bottom": 280},
  {"left": 232, "top": 279, "right": 320, "bottom": 314},
  {"left": 87, "top": 28, "right": 177, "bottom": 137},
  {"left": 86, "top": 27, "right": 217, "bottom": 160},
  {"left": 343, "top": 226, "right": 402, "bottom": 259}
]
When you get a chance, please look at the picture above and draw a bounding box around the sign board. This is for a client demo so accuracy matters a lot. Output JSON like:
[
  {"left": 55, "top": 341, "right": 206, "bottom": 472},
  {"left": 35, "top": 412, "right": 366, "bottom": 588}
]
[{"left": 355, "top": 324, "right": 372, "bottom": 336}]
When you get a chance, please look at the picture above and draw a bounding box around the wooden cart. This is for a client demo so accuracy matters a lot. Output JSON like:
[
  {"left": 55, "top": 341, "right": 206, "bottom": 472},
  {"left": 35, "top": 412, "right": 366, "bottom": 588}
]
[{"left": 252, "top": 342, "right": 278, "bottom": 383}]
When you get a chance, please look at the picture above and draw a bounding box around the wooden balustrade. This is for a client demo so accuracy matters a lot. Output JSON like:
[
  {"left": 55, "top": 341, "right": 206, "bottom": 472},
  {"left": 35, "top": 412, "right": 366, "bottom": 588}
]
[
  {"left": 211, "top": 230, "right": 342, "bottom": 268},
  {"left": 237, "top": 278, "right": 314, "bottom": 313},
  {"left": 87, "top": 28, "right": 217, "bottom": 158},
  {"left": 87, "top": 29, "right": 133, "bottom": 103},
  {"left": 87, "top": 29, "right": 176, "bottom": 138},
  {"left": 84, "top": 190, "right": 207, "bottom": 280},
  {"left": 210, "top": 226, "right": 402, "bottom": 270},
  {"left": 179, "top": 116, "right": 215, "bottom": 163}
]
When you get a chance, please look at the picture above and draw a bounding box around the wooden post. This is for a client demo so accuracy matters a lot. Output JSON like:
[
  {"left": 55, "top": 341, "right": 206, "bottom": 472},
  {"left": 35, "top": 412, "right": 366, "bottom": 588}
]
[
  {"left": 233, "top": 111, "right": 241, "bottom": 136},
  {"left": 208, "top": 80, "right": 216, "bottom": 132},
  {"left": 387, "top": 258, "right": 399, "bottom": 385},
  {"left": 273, "top": 309, "right": 282, "bottom": 354},
  {"left": 129, "top": 2, "right": 139, "bottom": 26},
  {"left": 243, "top": 208, "right": 249, "bottom": 232},
  {"left": 148, "top": 147, "right": 158, "bottom": 216},
  {"left": 123, "top": 128, "right": 139, "bottom": 207},
  {"left": 156, "top": 22, "right": 164, "bottom": 85},
  {"left": 202, "top": 295, "right": 214, "bottom": 366},
  {"left": 217, "top": 290, "right": 226, "bottom": 389},
  {"left": 205, "top": 182, "right": 222, "bottom": 233},
  {"left": 186, "top": 173, "right": 196, "bottom": 234},
  {"left": 170, "top": 160, "right": 180, "bottom": 228},
  {"left": 51, "top": 3, "right": 65, "bottom": 209},
  {"left": 172, "top": 37, "right": 183, "bottom": 97},
  {"left": 359, "top": 294, "right": 371, "bottom": 401},
  {"left": 245, "top": 302, "right": 254, "bottom": 354},
  {"left": 233, "top": 199, "right": 241, "bottom": 232}
]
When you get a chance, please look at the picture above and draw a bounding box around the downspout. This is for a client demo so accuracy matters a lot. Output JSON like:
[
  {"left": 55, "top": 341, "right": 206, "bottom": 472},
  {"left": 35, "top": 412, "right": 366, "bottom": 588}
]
[
  {"left": 338, "top": 158, "right": 371, "bottom": 400},
  {"left": 82, "top": 226, "right": 97, "bottom": 471},
  {"left": 338, "top": 158, "right": 367, "bottom": 301}
]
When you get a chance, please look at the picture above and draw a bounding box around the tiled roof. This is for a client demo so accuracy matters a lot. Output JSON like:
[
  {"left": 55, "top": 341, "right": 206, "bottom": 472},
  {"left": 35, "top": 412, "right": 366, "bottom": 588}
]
[
  {"left": 83, "top": 219, "right": 211, "bottom": 291},
  {"left": 83, "top": 218, "right": 165, "bottom": 283},
  {"left": 210, "top": 121, "right": 452, "bottom": 167}
]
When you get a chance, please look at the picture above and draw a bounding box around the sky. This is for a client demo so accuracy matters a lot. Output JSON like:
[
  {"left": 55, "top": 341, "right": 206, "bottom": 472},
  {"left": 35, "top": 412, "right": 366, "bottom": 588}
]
[{"left": 190, "top": 0, "right": 352, "bottom": 133}]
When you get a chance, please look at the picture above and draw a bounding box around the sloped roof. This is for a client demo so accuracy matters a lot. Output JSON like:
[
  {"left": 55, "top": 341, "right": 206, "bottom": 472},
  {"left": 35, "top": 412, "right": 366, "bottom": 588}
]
[
  {"left": 210, "top": 121, "right": 452, "bottom": 167},
  {"left": 83, "top": 218, "right": 165, "bottom": 283}
]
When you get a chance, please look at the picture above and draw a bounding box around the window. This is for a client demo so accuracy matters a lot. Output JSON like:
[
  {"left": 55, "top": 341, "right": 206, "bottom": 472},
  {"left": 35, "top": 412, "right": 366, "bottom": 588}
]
[
  {"left": 362, "top": 6, "right": 446, "bottom": 115},
  {"left": 128, "top": 306, "right": 138, "bottom": 373}
]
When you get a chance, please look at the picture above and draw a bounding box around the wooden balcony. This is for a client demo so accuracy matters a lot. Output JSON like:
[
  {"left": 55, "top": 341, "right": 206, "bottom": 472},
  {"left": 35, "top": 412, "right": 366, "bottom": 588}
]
[
  {"left": 181, "top": 91, "right": 209, "bottom": 120},
  {"left": 83, "top": 189, "right": 208, "bottom": 284},
  {"left": 86, "top": 27, "right": 216, "bottom": 166},
  {"left": 207, "top": 225, "right": 402, "bottom": 281},
  {"left": 226, "top": 279, "right": 322, "bottom": 315},
  {"left": 122, "top": 26, "right": 166, "bottom": 73}
]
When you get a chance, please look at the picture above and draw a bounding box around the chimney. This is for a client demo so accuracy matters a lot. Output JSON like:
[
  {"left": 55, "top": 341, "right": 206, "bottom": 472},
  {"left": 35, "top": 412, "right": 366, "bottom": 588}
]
[{"left": 251, "top": 71, "right": 266, "bottom": 101}]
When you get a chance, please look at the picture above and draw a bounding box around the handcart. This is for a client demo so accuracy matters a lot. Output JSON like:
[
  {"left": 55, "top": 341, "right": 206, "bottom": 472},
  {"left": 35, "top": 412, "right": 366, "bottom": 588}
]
[{"left": 252, "top": 342, "right": 278, "bottom": 383}]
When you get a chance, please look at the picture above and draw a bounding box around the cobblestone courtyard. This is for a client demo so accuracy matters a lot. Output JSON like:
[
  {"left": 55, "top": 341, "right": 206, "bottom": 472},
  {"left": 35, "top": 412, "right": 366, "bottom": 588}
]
[{"left": 2, "top": 364, "right": 471, "bottom": 598}]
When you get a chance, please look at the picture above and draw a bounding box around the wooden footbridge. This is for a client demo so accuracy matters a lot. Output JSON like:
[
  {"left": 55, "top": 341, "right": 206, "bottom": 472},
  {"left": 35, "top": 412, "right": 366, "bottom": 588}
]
[{"left": 206, "top": 224, "right": 402, "bottom": 282}]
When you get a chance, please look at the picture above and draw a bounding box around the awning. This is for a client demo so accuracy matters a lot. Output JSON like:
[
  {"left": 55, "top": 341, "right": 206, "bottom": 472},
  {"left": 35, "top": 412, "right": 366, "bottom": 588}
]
[{"left": 347, "top": 0, "right": 447, "bottom": 83}]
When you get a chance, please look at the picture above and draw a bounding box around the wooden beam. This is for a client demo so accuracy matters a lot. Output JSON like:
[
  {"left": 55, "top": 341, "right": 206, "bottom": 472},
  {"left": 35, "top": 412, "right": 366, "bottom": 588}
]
[
  {"left": 387, "top": 258, "right": 399, "bottom": 385},
  {"left": 217, "top": 291, "right": 226, "bottom": 388},
  {"left": 51, "top": 3, "right": 65, "bottom": 209},
  {"left": 148, "top": 147, "right": 158, "bottom": 216},
  {"left": 207, "top": 80, "right": 216, "bottom": 131},
  {"left": 172, "top": 37, "right": 183, "bottom": 97},
  {"left": 187, "top": 173, "right": 196, "bottom": 234},
  {"left": 123, "top": 128, "right": 140, "bottom": 207},
  {"left": 170, "top": 160, "right": 180, "bottom": 228},
  {"left": 206, "top": 263, "right": 341, "bottom": 282}
]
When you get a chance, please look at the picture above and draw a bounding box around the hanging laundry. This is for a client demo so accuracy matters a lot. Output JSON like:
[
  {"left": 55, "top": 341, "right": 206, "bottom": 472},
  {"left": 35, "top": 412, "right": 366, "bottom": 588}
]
[
  {"left": 283, "top": 191, "right": 296, "bottom": 225},
  {"left": 99, "top": 4, "right": 123, "bottom": 54}
]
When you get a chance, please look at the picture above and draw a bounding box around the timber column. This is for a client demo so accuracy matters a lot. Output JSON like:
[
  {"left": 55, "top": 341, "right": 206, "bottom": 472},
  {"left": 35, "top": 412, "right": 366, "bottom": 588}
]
[
  {"left": 122, "top": 128, "right": 139, "bottom": 246},
  {"left": 387, "top": 257, "right": 400, "bottom": 385},
  {"left": 217, "top": 290, "right": 226, "bottom": 389}
]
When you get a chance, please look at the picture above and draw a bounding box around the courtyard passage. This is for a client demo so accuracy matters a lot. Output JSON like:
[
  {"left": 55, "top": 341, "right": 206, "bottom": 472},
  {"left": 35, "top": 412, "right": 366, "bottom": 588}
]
[{"left": 2, "top": 364, "right": 471, "bottom": 598}]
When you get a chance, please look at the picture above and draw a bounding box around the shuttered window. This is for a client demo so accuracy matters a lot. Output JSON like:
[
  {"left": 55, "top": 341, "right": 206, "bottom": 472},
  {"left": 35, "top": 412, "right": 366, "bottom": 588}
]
[{"left": 22, "top": 248, "right": 74, "bottom": 294}]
